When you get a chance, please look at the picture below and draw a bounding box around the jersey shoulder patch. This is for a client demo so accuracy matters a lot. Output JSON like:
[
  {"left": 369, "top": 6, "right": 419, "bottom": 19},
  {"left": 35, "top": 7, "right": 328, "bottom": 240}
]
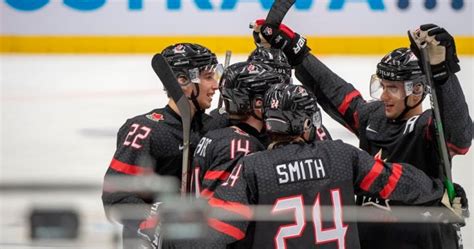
[
  {"left": 146, "top": 112, "right": 165, "bottom": 122},
  {"left": 231, "top": 126, "right": 250, "bottom": 137}
]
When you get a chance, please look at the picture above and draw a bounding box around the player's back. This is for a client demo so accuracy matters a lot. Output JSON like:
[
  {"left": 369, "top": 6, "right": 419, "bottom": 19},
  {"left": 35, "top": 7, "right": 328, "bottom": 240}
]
[
  {"left": 238, "top": 140, "right": 360, "bottom": 249},
  {"left": 193, "top": 124, "right": 265, "bottom": 198}
]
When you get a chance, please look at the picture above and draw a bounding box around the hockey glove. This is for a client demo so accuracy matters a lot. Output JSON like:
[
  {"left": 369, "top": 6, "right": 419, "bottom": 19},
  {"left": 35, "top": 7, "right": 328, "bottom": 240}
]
[
  {"left": 408, "top": 24, "right": 460, "bottom": 84},
  {"left": 440, "top": 183, "right": 469, "bottom": 226},
  {"left": 137, "top": 202, "right": 163, "bottom": 249},
  {"left": 453, "top": 183, "right": 470, "bottom": 219},
  {"left": 251, "top": 19, "right": 310, "bottom": 66}
]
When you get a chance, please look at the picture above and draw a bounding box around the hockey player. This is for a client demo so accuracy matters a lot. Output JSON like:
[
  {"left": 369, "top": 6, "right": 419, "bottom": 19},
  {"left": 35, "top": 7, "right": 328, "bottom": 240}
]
[
  {"left": 192, "top": 61, "right": 285, "bottom": 199},
  {"left": 209, "top": 47, "right": 294, "bottom": 130},
  {"left": 247, "top": 47, "right": 293, "bottom": 82},
  {"left": 210, "top": 47, "right": 332, "bottom": 142},
  {"left": 252, "top": 21, "right": 471, "bottom": 249},
  {"left": 247, "top": 47, "right": 332, "bottom": 142},
  {"left": 204, "top": 83, "right": 465, "bottom": 249},
  {"left": 102, "top": 43, "right": 225, "bottom": 249}
]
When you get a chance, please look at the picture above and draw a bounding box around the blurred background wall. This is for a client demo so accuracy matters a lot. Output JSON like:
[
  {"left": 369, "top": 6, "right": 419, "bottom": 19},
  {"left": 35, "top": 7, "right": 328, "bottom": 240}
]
[{"left": 1, "top": 0, "right": 473, "bottom": 55}]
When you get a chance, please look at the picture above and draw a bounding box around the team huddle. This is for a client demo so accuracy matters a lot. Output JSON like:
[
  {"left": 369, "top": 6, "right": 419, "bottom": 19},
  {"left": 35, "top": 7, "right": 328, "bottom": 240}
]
[{"left": 101, "top": 16, "right": 471, "bottom": 249}]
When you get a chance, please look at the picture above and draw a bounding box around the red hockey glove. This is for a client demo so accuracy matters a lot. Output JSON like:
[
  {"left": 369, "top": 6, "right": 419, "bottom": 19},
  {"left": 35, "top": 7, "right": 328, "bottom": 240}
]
[
  {"left": 408, "top": 24, "right": 460, "bottom": 84},
  {"left": 251, "top": 19, "right": 310, "bottom": 66},
  {"left": 137, "top": 202, "right": 163, "bottom": 249}
]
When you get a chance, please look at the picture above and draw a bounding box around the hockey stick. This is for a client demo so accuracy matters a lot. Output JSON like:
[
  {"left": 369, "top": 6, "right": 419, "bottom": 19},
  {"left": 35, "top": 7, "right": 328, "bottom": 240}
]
[
  {"left": 420, "top": 45, "right": 464, "bottom": 249},
  {"left": 265, "top": 0, "right": 296, "bottom": 26},
  {"left": 217, "top": 50, "right": 232, "bottom": 110},
  {"left": 151, "top": 53, "right": 191, "bottom": 196},
  {"left": 419, "top": 47, "right": 455, "bottom": 202}
]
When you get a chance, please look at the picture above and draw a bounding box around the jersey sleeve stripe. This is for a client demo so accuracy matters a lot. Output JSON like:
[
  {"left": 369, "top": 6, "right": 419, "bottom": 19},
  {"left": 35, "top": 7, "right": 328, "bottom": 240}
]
[
  {"left": 204, "top": 170, "right": 231, "bottom": 181},
  {"left": 208, "top": 197, "right": 253, "bottom": 219},
  {"left": 379, "top": 163, "right": 403, "bottom": 199},
  {"left": 337, "top": 90, "right": 361, "bottom": 115},
  {"left": 208, "top": 218, "right": 246, "bottom": 240},
  {"left": 109, "top": 158, "right": 147, "bottom": 175},
  {"left": 360, "top": 159, "right": 384, "bottom": 191},
  {"left": 200, "top": 189, "right": 215, "bottom": 199},
  {"left": 447, "top": 142, "right": 470, "bottom": 156}
]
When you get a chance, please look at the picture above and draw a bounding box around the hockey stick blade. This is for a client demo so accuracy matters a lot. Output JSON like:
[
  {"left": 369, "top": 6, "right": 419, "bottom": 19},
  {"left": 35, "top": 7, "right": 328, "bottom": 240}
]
[
  {"left": 151, "top": 53, "right": 192, "bottom": 196},
  {"left": 265, "top": 0, "right": 296, "bottom": 26},
  {"left": 419, "top": 47, "right": 455, "bottom": 202}
]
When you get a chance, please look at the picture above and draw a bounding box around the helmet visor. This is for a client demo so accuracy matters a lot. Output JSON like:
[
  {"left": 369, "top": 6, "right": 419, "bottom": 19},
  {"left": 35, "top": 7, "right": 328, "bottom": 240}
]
[
  {"left": 370, "top": 74, "right": 426, "bottom": 100},
  {"left": 189, "top": 63, "right": 224, "bottom": 84},
  {"left": 369, "top": 74, "right": 404, "bottom": 100}
]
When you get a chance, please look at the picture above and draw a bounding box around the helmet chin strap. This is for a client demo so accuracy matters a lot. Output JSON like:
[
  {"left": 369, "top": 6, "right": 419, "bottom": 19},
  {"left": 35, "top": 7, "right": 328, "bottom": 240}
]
[
  {"left": 250, "top": 98, "right": 264, "bottom": 121},
  {"left": 250, "top": 111, "right": 263, "bottom": 121},
  {"left": 188, "top": 83, "right": 203, "bottom": 113},
  {"left": 394, "top": 95, "right": 424, "bottom": 121},
  {"left": 188, "top": 83, "right": 205, "bottom": 132}
]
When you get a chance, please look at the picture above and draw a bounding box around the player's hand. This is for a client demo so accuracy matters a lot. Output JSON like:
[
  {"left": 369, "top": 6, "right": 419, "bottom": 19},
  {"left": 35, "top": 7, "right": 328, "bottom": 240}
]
[
  {"left": 137, "top": 202, "right": 163, "bottom": 249},
  {"left": 440, "top": 183, "right": 469, "bottom": 226},
  {"left": 453, "top": 183, "right": 469, "bottom": 219},
  {"left": 250, "top": 19, "right": 310, "bottom": 66},
  {"left": 408, "top": 24, "right": 460, "bottom": 84}
]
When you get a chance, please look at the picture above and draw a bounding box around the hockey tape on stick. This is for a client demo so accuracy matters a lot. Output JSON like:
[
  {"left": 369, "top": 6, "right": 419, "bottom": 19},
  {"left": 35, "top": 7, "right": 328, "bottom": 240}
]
[
  {"left": 151, "top": 54, "right": 192, "bottom": 196},
  {"left": 419, "top": 47, "right": 455, "bottom": 202},
  {"left": 265, "top": 0, "right": 296, "bottom": 26}
]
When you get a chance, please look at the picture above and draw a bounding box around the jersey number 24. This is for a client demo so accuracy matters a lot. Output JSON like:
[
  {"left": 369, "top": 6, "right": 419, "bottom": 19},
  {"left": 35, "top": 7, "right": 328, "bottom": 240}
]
[{"left": 272, "top": 189, "right": 348, "bottom": 249}]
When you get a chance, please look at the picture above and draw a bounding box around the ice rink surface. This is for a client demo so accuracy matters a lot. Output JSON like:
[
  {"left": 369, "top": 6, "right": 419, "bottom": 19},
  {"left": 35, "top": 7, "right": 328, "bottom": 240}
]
[{"left": 1, "top": 54, "right": 473, "bottom": 248}]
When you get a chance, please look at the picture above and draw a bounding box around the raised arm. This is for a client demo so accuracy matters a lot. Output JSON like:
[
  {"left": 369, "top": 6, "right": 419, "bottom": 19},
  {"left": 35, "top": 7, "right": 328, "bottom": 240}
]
[
  {"left": 434, "top": 74, "right": 472, "bottom": 156},
  {"left": 251, "top": 19, "right": 369, "bottom": 136},
  {"left": 295, "top": 54, "right": 368, "bottom": 135},
  {"left": 408, "top": 24, "right": 472, "bottom": 156}
]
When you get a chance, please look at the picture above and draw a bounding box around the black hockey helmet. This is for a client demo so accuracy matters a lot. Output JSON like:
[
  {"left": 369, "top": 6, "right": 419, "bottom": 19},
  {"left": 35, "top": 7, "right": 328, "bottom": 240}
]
[
  {"left": 220, "top": 61, "right": 286, "bottom": 117},
  {"left": 264, "top": 83, "right": 321, "bottom": 136},
  {"left": 248, "top": 47, "right": 292, "bottom": 83},
  {"left": 376, "top": 47, "right": 423, "bottom": 81},
  {"left": 161, "top": 43, "right": 220, "bottom": 84},
  {"left": 371, "top": 47, "right": 426, "bottom": 100}
]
